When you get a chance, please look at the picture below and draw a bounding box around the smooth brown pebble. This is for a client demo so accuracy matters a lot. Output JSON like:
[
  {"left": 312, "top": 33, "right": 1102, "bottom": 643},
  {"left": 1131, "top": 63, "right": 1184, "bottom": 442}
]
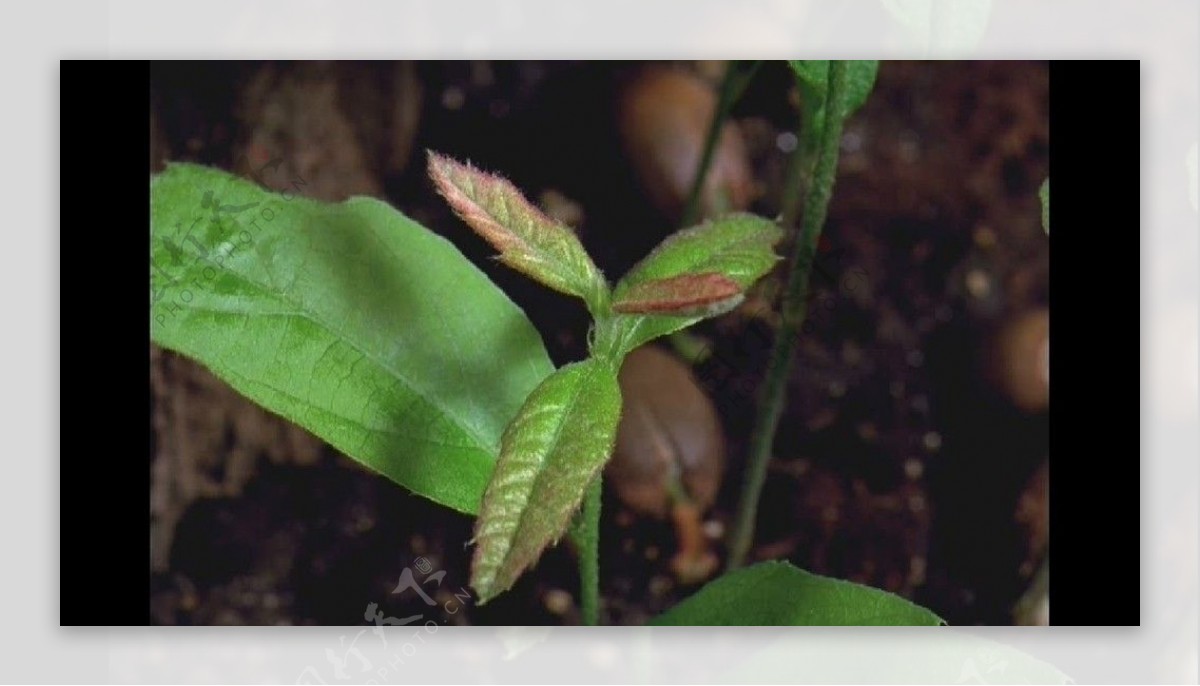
[
  {"left": 543, "top": 588, "right": 574, "bottom": 616},
  {"left": 988, "top": 307, "right": 1050, "bottom": 413},
  {"left": 617, "top": 67, "right": 755, "bottom": 223},
  {"left": 606, "top": 346, "right": 725, "bottom": 518}
]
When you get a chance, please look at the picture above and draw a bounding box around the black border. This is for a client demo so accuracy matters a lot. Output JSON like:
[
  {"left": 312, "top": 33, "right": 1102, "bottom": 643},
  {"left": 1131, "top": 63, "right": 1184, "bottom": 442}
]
[
  {"left": 1046, "top": 59, "right": 1141, "bottom": 626},
  {"left": 60, "top": 60, "right": 152, "bottom": 625}
]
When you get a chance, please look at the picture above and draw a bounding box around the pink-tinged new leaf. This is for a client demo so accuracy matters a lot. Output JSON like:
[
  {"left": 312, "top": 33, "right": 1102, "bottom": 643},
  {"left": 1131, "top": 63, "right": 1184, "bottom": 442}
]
[
  {"left": 427, "top": 151, "right": 607, "bottom": 308},
  {"left": 611, "top": 272, "right": 744, "bottom": 316},
  {"left": 602, "top": 214, "right": 785, "bottom": 358}
]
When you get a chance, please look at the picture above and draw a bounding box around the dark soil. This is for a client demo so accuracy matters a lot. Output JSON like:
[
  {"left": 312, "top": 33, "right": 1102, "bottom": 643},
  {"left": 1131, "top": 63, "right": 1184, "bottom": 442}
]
[{"left": 149, "top": 60, "right": 1049, "bottom": 626}]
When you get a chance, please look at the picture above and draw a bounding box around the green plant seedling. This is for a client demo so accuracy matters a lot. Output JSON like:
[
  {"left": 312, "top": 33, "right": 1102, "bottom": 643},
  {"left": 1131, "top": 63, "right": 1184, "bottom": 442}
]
[
  {"left": 151, "top": 156, "right": 782, "bottom": 622},
  {"left": 427, "top": 151, "right": 783, "bottom": 606},
  {"left": 150, "top": 82, "right": 945, "bottom": 624}
]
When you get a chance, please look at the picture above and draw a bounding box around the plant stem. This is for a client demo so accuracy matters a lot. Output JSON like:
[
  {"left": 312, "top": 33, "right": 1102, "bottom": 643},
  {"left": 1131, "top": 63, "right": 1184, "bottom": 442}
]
[
  {"left": 680, "top": 61, "right": 762, "bottom": 228},
  {"left": 728, "top": 60, "right": 851, "bottom": 571},
  {"left": 579, "top": 475, "right": 602, "bottom": 625}
]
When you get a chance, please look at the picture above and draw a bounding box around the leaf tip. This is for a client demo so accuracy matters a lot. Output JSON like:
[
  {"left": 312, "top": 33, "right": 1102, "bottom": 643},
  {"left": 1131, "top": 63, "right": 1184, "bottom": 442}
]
[
  {"left": 425, "top": 148, "right": 450, "bottom": 181},
  {"left": 468, "top": 543, "right": 522, "bottom": 607},
  {"left": 426, "top": 149, "right": 465, "bottom": 199}
]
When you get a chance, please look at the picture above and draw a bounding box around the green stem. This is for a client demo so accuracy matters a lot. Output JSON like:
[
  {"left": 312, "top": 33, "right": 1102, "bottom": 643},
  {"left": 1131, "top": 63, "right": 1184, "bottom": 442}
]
[
  {"left": 728, "top": 61, "right": 851, "bottom": 571},
  {"left": 680, "top": 61, "right": 762, "bottom": 228},
  {"left": 579, "top": 475, "right": 602, "bottom": 625}
]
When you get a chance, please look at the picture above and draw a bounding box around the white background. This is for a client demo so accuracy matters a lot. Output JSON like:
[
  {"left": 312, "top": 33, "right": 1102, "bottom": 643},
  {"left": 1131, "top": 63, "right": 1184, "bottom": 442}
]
[{"left": 1, "top": 0, "right": 1196, "bottom": 682}]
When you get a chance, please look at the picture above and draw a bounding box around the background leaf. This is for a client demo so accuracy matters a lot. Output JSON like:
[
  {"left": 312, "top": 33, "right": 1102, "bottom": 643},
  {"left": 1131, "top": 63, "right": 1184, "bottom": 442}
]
[
  {"left": 651, "top": 561, "right": 945, "bottom": 626},
  {"left": 471, "top": 357, "right": 622, "bottom": 604},
  {"left": 787, "top": 60, "right": 880, "bottom": 134},
  {"left": 880, "top": 0, "right": 994, "bottom": 52},
  {"left": 787, "top": 59, "right": 883, "bottom": 163},
  {"left": 788, "top": 59, "right": 834, "bottom": 128},
  {"left": 151, "top": 163, "right": 554, "bottom": 515},
  {"left": 428, "top": 151, "right": 608, "bottom": 311}
]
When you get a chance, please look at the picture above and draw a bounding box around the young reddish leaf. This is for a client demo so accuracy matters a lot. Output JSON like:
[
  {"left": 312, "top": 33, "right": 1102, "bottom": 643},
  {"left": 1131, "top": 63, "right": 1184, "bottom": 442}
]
[
  {"left": 470, "top": 358, "right": 622, "bottom": 605},
  {"left": 614, "top": 213, "right": 784, "bottom": 296},
  {"left": 611, "top": 272, "right": 744, "bottom": 316},
  {"left": 428, "top": 151, "right": 607, "bottom": 310},
  {"left": 599, "top": 213, "right": 785, "bottom": 357}
]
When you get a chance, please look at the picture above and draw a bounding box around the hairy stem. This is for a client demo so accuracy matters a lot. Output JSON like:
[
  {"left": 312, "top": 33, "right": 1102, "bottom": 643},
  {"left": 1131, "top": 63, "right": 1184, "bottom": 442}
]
[
  {"left": 580, "top": 475, "right": 602, "bottom": 625},
  {"left": 728, "top": 61, "right": 851, "bottom": 570},
  {"left": 680, "top": 61, "right": 762, "bottom": 228}
]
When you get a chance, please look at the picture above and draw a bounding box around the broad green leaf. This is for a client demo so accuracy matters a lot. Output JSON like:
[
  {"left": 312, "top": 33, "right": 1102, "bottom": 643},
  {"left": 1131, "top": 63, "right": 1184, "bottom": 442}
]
[
  {"left": 151, "top": 163, "right": 554, "bottom": 515},
  {"left": 471, "top": 357, "right": 622, "bottom": 604},
  {"left": 611, "top": 273, "right": 743, "bottom": 316},
  {"left": 1039, "top": 177, "right": 1050, "bottom": 234},
  {"left": 651, "top": 561, "right": 945, "bottom": 626},
  {"left": 787, "top": 60, "right": 879, "bottom": 121},
  {"left": 601, "top": 213, "right": 783, "bottom": 356},
  {"left": 427, "top": 151, "right": 609, "bottom": 312}
]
